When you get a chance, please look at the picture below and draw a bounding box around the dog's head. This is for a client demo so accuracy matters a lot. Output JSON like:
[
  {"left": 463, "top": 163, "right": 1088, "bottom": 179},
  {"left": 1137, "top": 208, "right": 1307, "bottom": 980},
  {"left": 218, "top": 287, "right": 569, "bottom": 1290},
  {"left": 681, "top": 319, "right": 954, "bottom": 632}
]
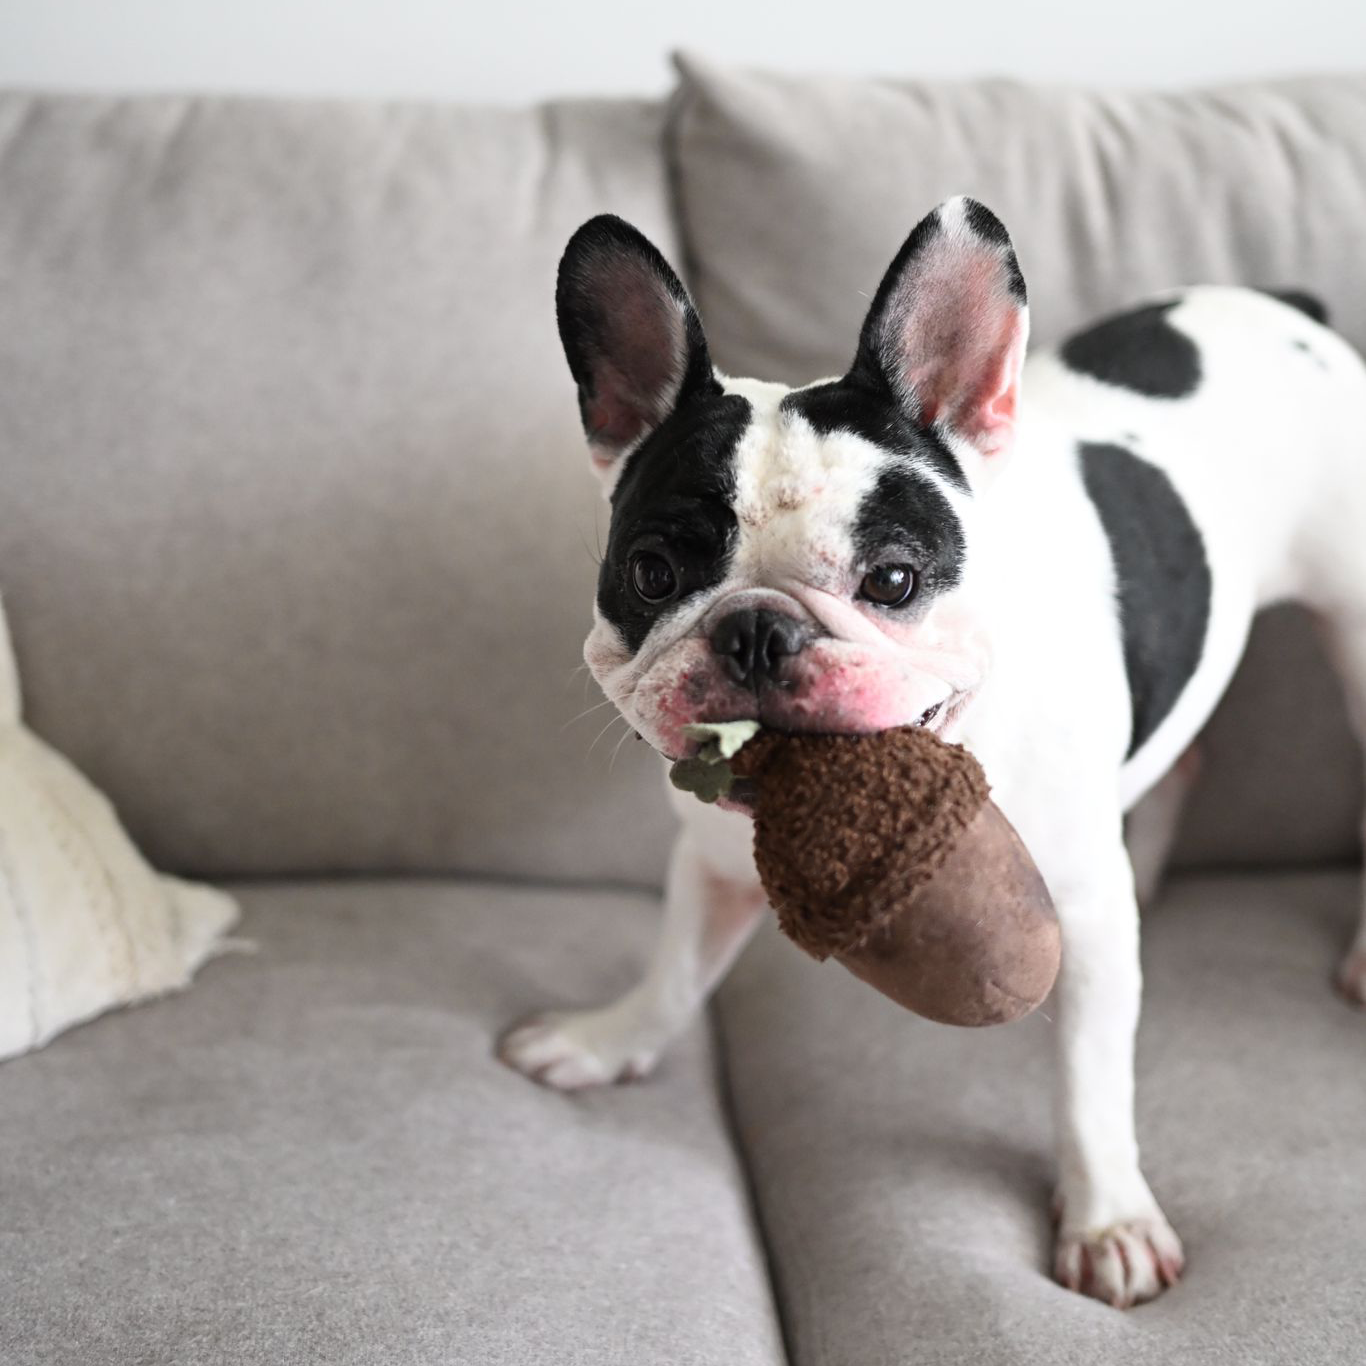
[{"left": 557, "top": 197, "right": 1028, "bottom": 792}]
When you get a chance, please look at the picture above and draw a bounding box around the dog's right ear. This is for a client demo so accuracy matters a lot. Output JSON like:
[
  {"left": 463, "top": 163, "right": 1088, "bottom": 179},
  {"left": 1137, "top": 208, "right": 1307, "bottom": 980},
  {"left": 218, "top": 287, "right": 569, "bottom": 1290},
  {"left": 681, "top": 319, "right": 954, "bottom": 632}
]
[
  {"left": 556, "top": 215, "right": 716, "bottom": 479},
  {"left": 851, "top": 196, "right": 1029, "bottom": 481}
]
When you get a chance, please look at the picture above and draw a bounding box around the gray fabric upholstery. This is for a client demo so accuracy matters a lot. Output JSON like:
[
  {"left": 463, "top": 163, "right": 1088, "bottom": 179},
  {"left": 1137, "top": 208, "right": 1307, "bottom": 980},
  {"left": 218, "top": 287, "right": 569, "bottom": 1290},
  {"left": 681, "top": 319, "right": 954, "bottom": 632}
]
[
  {"left": 0, "top": 878, "right": 785, "bottom": 1366},
  {"left": 668, "top": 56, "right": 1366, "bottom": 868},
  {"left": 0, "top": 93, "right": 678, "bottom": 885},
  {"left": 671, "top": 55, "right": 1366, "bottom": 374},
  {"left": 5, "top": 79, "right": 1362, "bottom": 884},
  {"left": 717, "top": 869, "right": 1366, "bottom": 1365},
  {"left": 1171, "top": 604, "right": 1362, "bottom": 870},
  {"left": 6, "top": 73, "right": 1366, "bottom": 1366},
  {"left": 12, "top": 869, "right": 1356, "bottom": 1364}
]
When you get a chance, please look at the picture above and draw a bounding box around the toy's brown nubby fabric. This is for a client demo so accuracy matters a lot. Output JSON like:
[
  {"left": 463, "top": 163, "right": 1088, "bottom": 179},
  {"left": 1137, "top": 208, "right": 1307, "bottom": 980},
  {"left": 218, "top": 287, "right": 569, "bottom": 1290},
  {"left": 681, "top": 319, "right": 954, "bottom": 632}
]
[
  {"left": 733, "top": 728, "right": 991, "bottom": 958},
  {"left": 732, "top": 727, "right": 1060, "bottom": 1027}
]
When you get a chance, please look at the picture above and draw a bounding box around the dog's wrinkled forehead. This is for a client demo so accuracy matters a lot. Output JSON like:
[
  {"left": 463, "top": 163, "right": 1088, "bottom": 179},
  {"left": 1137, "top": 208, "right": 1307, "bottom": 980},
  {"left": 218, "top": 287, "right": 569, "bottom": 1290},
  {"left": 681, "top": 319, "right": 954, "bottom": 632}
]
[
  {"left": 727, "top": 376, "right": 966, "bottom": 583},
  {"left": 597, "top": 373, "right": 967, "bottom": 653}
]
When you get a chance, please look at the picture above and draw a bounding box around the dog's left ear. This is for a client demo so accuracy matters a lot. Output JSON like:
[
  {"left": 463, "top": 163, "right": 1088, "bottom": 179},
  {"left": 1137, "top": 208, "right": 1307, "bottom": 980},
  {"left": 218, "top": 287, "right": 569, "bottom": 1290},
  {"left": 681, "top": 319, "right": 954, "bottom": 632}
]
[
  {"left": 852, "top": 196, "right": 1029, "bottom": 475},
  {"left": 556, "top": 215, "right": 716, "bottom": 480}
]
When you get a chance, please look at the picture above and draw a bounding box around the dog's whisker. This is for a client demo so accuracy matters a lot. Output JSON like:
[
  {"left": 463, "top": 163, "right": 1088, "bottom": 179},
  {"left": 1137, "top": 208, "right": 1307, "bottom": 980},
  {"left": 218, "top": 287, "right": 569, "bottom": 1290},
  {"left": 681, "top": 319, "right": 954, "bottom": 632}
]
[
  {"left": 578, "top": 525, "right": 604, "bottom": 568},
  {"left": 564, "top": 662, "right": 597, "bottom": 702},
  {"left": 587, "top": 713, "right": 628, "bottom": 757},
  {"left": 607, "top": 724, "right": 637, "bottom": 770},
  {"left": 561, "top": 697, "right": 616, "bottom": 731}
]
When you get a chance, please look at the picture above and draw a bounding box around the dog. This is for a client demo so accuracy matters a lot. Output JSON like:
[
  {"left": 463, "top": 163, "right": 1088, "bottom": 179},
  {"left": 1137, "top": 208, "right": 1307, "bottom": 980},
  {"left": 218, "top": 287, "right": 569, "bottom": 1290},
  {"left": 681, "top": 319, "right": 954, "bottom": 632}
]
[{"left": 498, "top": 197, "right": 1366, "bottom": 1307}]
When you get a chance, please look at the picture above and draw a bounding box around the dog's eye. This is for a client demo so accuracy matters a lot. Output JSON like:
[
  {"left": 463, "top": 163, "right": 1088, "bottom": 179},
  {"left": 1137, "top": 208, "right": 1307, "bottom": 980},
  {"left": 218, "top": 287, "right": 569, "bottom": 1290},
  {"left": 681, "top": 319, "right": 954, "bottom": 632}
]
[
  {"left": 859, "top": 563, "right": 917, "bottom": 608},
  {"left": 630, "top": 552, "right": 679, "bottom": 604}
]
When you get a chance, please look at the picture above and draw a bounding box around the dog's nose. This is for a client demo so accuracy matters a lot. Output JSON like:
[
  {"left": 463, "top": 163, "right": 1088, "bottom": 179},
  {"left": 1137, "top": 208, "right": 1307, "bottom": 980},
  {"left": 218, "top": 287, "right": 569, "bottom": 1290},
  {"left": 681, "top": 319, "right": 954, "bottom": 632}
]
[{"left": 709, "top": 608, "right": 809, "bottom": 690}]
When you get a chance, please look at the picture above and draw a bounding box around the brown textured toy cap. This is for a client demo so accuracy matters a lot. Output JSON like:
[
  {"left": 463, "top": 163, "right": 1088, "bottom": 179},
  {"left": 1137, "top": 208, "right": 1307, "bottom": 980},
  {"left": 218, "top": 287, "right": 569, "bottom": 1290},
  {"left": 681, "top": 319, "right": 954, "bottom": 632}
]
[
  {"left": 732, "top": 727, "right": 1059, "bottom": 1027},
  {"left": 732, "top": 727, "right": 991, "bottom": 959}
]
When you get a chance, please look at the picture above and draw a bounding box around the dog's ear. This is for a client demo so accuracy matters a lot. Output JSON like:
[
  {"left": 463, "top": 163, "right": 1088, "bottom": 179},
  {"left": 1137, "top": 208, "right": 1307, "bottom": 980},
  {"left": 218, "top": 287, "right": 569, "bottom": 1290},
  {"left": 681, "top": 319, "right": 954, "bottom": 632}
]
[
  {"left": 557, "top": 215, "right": 715, "bottom": 479},
  {"left": 852, "top": 197, "right": 1029, "bottom": 475}
]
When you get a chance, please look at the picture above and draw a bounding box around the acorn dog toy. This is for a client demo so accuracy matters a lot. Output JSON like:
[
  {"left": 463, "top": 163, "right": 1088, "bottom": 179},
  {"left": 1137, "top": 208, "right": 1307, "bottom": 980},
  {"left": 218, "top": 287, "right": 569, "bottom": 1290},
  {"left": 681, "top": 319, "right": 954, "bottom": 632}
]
[{"left": 670, "top": 722, "right": 1059, "bottom": 1026}]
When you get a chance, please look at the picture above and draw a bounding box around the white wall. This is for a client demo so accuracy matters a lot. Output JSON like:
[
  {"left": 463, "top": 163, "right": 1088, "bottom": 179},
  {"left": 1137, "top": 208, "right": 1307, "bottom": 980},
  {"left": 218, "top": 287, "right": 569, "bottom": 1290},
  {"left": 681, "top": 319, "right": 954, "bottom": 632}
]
[{"left": 1, "top": 0, "right": 1364, "bottom": 104}]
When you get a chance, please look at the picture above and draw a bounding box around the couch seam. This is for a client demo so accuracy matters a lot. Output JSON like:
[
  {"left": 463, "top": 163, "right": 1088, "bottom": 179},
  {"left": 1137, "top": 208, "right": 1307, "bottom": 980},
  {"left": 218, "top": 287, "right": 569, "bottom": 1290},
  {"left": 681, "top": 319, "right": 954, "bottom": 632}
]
[
  {"left": 706, "top": 997, "right": 798, "bottom": 1366},
  {"left": 202, "top": 864, "right": 667, "bottom": 900}
]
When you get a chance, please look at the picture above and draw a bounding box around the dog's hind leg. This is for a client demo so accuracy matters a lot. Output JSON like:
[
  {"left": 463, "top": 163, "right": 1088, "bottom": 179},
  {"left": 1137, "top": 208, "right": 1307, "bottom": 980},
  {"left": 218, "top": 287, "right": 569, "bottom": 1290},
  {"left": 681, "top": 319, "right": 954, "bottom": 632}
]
[
  {"left": 1124, "top": 746, "right": 1202, "bottom": 909},
  {"left": 1313, "top": 613, "right": 1366, "bottom": 1006}
]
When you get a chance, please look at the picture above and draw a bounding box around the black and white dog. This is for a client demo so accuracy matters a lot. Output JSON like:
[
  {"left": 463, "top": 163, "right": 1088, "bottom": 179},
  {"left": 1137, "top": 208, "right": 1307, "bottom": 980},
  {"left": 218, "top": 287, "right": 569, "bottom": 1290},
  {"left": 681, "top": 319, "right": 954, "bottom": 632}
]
[{"left": 499, "top": 197, "right": 1366, "bottom": 1307}]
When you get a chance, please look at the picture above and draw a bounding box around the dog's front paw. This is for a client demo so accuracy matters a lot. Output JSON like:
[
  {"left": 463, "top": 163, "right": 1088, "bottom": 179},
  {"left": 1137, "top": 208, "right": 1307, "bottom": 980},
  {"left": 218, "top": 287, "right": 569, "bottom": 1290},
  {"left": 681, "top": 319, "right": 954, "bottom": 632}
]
[
  {"left": 1054, "top": 1209, "right": 1184, "bottom": 1308},
  {"left": 496, "top": 1009, "right": 662, "bottom": 1091},
  {"left": 1335, "top": 947, "right": 1366, "bottom": 1007}
]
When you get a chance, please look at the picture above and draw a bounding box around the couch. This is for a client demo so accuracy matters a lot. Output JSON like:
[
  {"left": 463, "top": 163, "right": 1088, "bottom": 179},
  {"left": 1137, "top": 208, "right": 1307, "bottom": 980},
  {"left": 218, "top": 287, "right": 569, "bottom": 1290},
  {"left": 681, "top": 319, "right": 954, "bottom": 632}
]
[{"left": 2, "top": 54, "right": 1364, "bottom": 1365}]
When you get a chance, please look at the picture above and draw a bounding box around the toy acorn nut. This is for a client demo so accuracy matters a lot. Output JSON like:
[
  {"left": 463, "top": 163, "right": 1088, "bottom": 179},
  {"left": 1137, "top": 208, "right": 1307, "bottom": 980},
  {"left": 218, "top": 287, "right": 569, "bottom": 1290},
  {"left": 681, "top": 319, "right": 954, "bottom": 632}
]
[{"left": 671, "top": 722, "right": 1060, "bottom": 1027}]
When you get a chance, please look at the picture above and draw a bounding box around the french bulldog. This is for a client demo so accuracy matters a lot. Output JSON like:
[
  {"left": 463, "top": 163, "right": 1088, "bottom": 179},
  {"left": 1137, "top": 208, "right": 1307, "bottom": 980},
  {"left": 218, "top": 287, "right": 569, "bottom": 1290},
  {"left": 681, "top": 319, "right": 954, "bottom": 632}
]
[{"left": 499, "top": 196, "right": 1366, "bottom": 1307}]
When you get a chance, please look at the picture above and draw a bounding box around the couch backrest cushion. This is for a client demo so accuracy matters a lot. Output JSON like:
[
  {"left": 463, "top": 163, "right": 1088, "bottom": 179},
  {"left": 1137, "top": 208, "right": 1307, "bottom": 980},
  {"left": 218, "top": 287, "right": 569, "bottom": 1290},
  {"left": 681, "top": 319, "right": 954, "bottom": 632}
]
[
  {"left": 0, "top": 93, "right": 679, "bottom": 883},
  {"left": 669, "top": 55, "right": 1366, "bottom": 868}
]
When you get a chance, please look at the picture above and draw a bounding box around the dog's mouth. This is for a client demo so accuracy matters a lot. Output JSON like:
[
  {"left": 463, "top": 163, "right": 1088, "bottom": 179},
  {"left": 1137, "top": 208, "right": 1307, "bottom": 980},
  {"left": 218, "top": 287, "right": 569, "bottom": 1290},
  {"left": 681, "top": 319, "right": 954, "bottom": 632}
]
[
  {"left": 707, "top": 692, "right": 969, "bottom": 817},
  {"left": 920, "top": 687, "right": 979, "bottom": 739},
  {"left": 672, "top": 693, "right": 956, "bottom": 759},
  {"left": 915, "top": 699, "right": 945, "bottom": 728}
]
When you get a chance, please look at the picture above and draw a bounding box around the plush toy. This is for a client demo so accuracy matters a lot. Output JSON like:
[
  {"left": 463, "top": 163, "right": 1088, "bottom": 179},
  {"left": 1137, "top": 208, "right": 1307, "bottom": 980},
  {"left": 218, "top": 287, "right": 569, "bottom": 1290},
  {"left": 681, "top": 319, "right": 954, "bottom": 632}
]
[{"left": 670, "top": 722, "right": 1059, "bottom": 1026}]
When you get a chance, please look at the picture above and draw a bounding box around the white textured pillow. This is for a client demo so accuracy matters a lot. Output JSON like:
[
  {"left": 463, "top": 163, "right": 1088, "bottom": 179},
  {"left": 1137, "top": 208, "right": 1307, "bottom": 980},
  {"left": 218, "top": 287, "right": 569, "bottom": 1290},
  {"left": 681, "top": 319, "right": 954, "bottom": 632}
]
[{"left": 0, "top": 602, "right": 238, "bottom": 1059}]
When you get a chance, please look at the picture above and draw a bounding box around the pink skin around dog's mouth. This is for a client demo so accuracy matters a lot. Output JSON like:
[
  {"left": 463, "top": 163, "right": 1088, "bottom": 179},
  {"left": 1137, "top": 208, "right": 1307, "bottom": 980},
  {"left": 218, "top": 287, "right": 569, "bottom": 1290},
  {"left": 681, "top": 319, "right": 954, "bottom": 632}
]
[
  {"left": 668, "top": 692, "right": 956, "bottom": 762},
  {"left": 641, "top": 635, "right": 975, "bottom": 760},
  {"left": 623, "top": 588, "right": 988, "bottom": 815}
]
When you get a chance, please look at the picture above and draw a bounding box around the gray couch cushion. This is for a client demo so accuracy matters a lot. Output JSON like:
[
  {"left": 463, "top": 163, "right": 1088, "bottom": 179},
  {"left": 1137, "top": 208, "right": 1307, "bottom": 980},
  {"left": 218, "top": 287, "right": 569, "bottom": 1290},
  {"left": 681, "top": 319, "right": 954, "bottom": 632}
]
[
  {"left": 1173, "top": 604, "right": 1361, "bottom": 870},
  {"left": 0, "top": 878, "right": 785, "bottom": 1366},
  {"left": 669, "top": 57, "right": 1366, "bottom": 869},
  {"left": 717, "top": 869, "right": 1365, "bottom": 1365},
  {"left": 0, "top": 92, "right": 678, "bottom": 884},
  {"left": 671, "top": 56, "right": 1366, "bottom": 375}
]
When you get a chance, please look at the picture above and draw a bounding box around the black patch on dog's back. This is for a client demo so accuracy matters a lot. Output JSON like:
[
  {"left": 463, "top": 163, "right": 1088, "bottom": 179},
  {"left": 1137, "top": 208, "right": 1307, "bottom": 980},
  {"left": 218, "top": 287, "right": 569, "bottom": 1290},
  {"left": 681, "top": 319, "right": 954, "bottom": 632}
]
[
  {"left": 853, "top": 465, "right": 966, "bottom": 603},
  {"left": 599, "top": 393, "right": 752, "bottom": 654},
  {"left": 1079, "top": 442, "right": 1211, "bottom": 759},
  {"left": 782, "top": 380, "right": 970, "bottom": 492},
  {"left": 1061, "top": 302, "right": 1201, "bottom": 399},
  {"left": 1260, "top": 288, "right": 1329, "bottom": 326}
]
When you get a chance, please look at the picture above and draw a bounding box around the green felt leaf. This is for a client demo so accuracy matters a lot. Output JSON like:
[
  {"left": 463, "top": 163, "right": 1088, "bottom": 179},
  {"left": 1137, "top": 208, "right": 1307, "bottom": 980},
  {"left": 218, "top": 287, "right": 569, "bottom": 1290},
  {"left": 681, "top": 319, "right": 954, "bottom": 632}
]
[
  {"left": 680, "top": 719, "right": 761, "bottom": 760},
  {"left": 667, "top": 756, "right": 735, "bottom": 803},
  {"left": 669, "top": 720, "right": 761, "bottom": 802}
]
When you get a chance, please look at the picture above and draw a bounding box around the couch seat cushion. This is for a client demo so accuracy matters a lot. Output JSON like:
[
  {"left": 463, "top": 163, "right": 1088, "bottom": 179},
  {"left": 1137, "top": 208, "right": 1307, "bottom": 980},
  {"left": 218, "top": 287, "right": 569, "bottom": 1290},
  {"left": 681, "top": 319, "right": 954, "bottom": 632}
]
[
  {"left": 0, "top": 879, "right": 785, "bottom": 1366},
  {"left": 717, "top": 869, "right": 1365, "bottom": 1364}
]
